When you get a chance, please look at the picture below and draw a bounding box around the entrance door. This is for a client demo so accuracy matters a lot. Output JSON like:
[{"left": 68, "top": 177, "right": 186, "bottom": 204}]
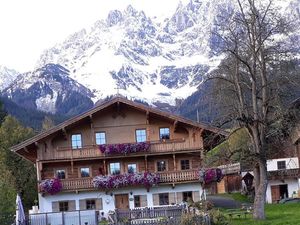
[
  {"left": 279, "top": 184, "right": 288, "bottom": 199},
  {"left": 115, "top": 194, "right": 129, "bottom": 210},
  {"left": 271, "top": 185, "right": 280, "bottom": 203}
]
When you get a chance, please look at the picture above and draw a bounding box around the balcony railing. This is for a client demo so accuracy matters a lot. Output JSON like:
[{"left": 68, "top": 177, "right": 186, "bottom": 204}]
[
  {"left": 38, "top": 139, "right": 202, "bottom": 161},
  {"left": 54, "top": 169, "right": 199, "bottom": 192},
  {"left": 267, "top": 168, "right": 300, "bottom": 180}
]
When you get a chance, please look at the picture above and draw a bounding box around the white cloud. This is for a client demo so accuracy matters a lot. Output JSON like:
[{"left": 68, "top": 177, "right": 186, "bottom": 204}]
[{"left": 0, "top": 0, "right": 189, "bottom": 72}]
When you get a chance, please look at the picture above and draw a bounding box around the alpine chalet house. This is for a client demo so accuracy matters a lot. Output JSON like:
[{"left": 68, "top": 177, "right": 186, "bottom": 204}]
[{"left": 12, "top": 97, "right": 226, "bottom": 216}]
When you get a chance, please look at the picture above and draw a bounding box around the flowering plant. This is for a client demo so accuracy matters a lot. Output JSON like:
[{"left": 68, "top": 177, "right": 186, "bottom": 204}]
[
  {"left": 39, "top": 178, "right": 62, "bottom": 195},
  {"left": 198, "top": 168, "right": 224, "bottom": 185},
  {"left": 92, "top": 172, "right": 159, "bottom": 189},
  {"left": 99, "top": 142, "right": 150, "bottom": 155}
]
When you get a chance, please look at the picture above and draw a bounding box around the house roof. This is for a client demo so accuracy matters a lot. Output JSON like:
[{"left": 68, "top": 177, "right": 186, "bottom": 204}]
[{"left": 11, "top": 96, "right": 228, "bottom": 155}]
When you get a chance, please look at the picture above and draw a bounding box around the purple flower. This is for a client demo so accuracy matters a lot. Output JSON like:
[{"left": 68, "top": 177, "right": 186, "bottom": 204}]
[
  {"left": 39, "top": 178, "right": 62, "bottom": 195},
  {"left": 198, "top": 168, "right": 224, "bottom": 185},
  {"left": 98, "top": 142, "right": 151, "bottom": 155},
  {"left": 92, "top": 172, "right": 159, "bottom": 189}
]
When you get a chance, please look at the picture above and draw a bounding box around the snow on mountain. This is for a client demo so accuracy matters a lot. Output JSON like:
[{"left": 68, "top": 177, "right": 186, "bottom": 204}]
[
  {"left": 0, "top": 65, "right": 19, "bottom": 90},
  {"left": 4, "top": 0, "right": 297, "bottom": 116},
  {"left": 35, "top": 1, "right": 228, "bottom": 106},
  {"left": 2, "top": 64, "right": 94, "bottom": 115}
]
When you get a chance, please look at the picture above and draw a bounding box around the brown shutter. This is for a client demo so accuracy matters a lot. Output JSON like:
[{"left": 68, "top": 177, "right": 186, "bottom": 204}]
[
  {"left": 68, "top": 200, "right": 76, "bottom": 211},
  {"left": 169, "top": 192, "right": 176, "bottom": 205},
  {"left": 193, "top": 191, "right": 200, "bottom": 202},
  {"left": 176, "top": 192, "right": 183, "bottom": 203},
  {"left": 140, "top": 195, "right": 147, "bottom": 207},
  {"left": 52, "top": 201, "right": 59, "bottom": 212},
  {"left": 96, "top": 198, "right": 103, "bottom": 210},
  {"left": 153, "top": 194, "right": 159, "bottom": 206},
  {"left": 79, "top": 199, "right": 86, "bottom": 210}
]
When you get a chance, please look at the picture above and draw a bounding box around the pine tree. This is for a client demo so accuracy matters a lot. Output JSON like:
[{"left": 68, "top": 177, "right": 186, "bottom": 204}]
[{"left": 0, "top": 116, "right": 36, "bottom": 216}]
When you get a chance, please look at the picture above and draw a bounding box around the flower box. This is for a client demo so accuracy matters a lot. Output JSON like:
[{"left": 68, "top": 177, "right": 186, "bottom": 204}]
[
  {"left": 39, "top": 178, "right": 62, "bottom": 195},
  {"left": 98, "top": 142, "right": 150, "bottom": 155},
  {"left": 198, "top": 168, "right": 224, "bottom": 185},
  {"left": 93, "top": 172, "right": 159, "bottom": 189}
]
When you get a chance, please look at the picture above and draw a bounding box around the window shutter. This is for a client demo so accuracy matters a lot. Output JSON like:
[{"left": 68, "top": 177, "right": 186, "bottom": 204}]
[
  {"left": 140, "top": 195, "right": 147, "bottom": 207},
  {"left": 169, "top": 192, "right": 176, "bottom": 205},
  {"left": 52, "top": 201, "right": 59, "bottom": 212},
  {"left": 153, "top": 194, "right": 159, "bottom": 206},
  {"left": 96, "top": 198, "right": 103, "bottom": 210},
  {"left": 176, "top": 192, "right": 183, "bottom": 203},
  {"left": 193, "top": 191, "right": 200, "bottom": 202},
  {"left": 68, "top": 200, "right": 76, "bottom": 211},
  {"left": 79, "top": 199, "right": 86, "bottom": 210}
]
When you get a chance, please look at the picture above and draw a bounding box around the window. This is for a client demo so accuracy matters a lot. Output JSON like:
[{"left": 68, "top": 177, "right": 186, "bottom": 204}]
[
  {"left": 95, "top": 132, "right": 106, "bottom": 145},
  {"left": 80, "top": 168, "right": 90, "bottom": 177},
  {"left": 56, "top": 169, "right": 66, "bottom": 179},
  {"left": 182, "top": 192, "right": 193, "bottom": 202},
  {"left": 136, "top": 129, "right": 147, "bottom": 142},
  {"left": 277, "top": 161, "right": 286, "bottom": 170},
  {"left": 159, "top": 128, "right": 170, "bottom": 140},
  {"left": 157, "top": 161, "right": 167, "bottom": 172},
  {"left": 110, "top": 162, "right": 121, "bottom": 175},
  {"left": 159, "top": 193, "right": 169, "bottom": 205},
  {"left": 86, "top": 199, "right": 96, "bottom": 210},
  {"left": 128, "top": 164, "right": 137, "bottom": 173},
  {"left": 181, "top": 160, "right": 190, "bottom": 170},
  {"left": 71, "top": 134, "right": 82, "bottom": 149},
  {"left": 59, "top": 201, "right": 69, "bottom": 212},
  {"left": 134, "top": 196, "right": 141, "bottom": 208}
]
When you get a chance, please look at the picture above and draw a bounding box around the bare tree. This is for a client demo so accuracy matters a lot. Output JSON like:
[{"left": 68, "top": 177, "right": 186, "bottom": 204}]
[{"left": 209, "top": 0, "right": 300, "bottom": 219}]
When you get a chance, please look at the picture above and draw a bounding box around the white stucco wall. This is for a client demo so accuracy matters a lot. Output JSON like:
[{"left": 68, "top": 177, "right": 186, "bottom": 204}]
[
  {"left": 267, "top": 157, "right": 299, "bottom": 171},
  {"left": 266, "top": 179, "right": 299, "bottom": 203},
  {"left": 38, "top": 183, "right": 202, "bottom": 214}
]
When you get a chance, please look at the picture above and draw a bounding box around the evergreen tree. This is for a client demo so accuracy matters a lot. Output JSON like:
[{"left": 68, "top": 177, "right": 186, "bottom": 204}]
[
  {"left": 0, "top": 100, "right": 7, "bottom": 124},
  {"left": 0, "top": 116, "right": 36, "bottom": 216}
]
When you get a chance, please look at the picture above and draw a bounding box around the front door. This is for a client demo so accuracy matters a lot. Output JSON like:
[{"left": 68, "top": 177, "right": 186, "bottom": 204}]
[
  {"left": 115, "top": 194, "right": 129, "bottom": 209},
  {"left": 271, "top": 185, "right": 280, "bottom": 203}
]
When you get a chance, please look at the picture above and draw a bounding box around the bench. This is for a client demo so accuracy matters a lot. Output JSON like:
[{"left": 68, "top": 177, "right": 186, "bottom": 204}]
[{"left": 226, "top": 204, "right": 253, "bottom": 219}]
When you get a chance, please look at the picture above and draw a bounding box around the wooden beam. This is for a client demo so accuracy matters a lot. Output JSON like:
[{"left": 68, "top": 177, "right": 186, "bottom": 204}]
[
  {"left": 145, "top": 155, "right": 148, "bottom": 171},
  {"left": 71, "top": 160, "right": 74, "bottom": 173},
  {"left": 89, "top": 115, "right": 95, "bottom": 145},
  {"left": 62, "top": 127, "right": 67, "bottom": 140},
  {"left": 104, "top": 160, "right": 107, "bottom": 175},
  {"left": 173, "top": 120, "right": 178, "bottom": 128},
  {"left": 173, "top": 154, "right": 176, "bottom": 171},
  {"left": 146, "top": 111, "right": 150, "bottom": 124}
]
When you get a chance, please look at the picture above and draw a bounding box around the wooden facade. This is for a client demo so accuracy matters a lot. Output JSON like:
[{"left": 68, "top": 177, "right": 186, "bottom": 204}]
[{"left": 12, "top": 97, "right": 226, "bottom": 198}]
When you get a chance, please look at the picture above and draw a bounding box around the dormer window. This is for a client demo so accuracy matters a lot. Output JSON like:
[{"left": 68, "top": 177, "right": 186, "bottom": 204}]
[
  {"left": 71, "top": 134, "right": 82, "bottom": 149},
  {"left": 159, "top": 128, "right": 170, "bottom": 140}
]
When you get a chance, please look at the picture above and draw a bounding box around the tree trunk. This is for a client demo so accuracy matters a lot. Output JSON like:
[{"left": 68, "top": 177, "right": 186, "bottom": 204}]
[{"left": 253, "top": 158, "right": 268, "bottom": 220}]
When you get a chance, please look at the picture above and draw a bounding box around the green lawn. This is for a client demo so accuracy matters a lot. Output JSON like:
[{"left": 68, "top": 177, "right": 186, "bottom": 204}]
[
  {"left": 217, "top": 193, "right": 253, "bottom": 203},
  {"left": 230, "top": 204, "right": 300, "bottom": 225}
]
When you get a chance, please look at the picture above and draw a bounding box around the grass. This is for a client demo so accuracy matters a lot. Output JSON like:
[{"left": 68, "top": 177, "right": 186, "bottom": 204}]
[
  {"left": 230, "top": 203, "right": 300, "bottom": 225},
  {"left": 217, "top": 193, "right": 253, "bottom": 203}
]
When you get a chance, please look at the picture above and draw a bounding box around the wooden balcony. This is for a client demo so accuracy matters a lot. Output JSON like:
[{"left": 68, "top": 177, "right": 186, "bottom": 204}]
[
  {"left": 267, "top": 168, "right": 300, "bottom": 180},
  {"left": 38, "top": 139, "right": 202, "bottom": 161},
  {"left": 57, "top": 169, "right": 199, "bottom": 192}
]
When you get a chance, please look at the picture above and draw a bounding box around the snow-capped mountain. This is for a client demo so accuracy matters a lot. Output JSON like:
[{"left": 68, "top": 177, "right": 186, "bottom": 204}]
[
  {"left": 35, "top": 1, "right": 228, "bottom": 106},
  {"left": 2, "top": 0, "right": 298, "bottom": 116},
  {"left": 2, "top": 64, "right": 94, "bottom": 115},
  {"left": 0, "top": 65, "right": 19, "bottom": 90}
]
